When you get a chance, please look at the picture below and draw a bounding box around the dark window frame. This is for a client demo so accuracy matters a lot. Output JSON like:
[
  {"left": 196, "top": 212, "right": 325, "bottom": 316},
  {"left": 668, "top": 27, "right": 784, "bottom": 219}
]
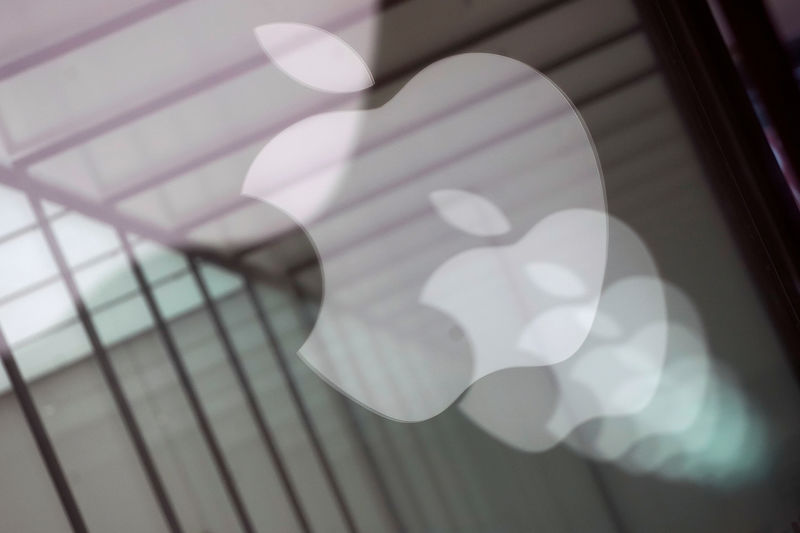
[{"left": 634, "top": 0, "right": 800, "bottom": 373}]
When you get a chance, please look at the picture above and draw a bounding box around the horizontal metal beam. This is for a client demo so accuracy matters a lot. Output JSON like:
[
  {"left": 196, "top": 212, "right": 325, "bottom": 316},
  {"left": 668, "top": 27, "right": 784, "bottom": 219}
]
[
  {"left": 172, "top": 2, "right": 626, "bottom": 236},
  {"left": 0, "top": 0, "right": 188, "bottom": 82},
  {"left": 0, "top": 165, "right": 291, "bottom": 289},
  {"left": 244, "top": 45, "right": 652, "bottom": 267},
  {"left": 10, "top": 0, "right": 409, "bottom": 167}
]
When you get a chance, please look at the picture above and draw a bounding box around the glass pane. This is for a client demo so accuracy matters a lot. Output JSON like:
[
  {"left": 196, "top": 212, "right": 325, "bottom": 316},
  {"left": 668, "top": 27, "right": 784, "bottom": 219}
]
[{"left": 3, "top": 0, "right": 800, "bottom": 531}]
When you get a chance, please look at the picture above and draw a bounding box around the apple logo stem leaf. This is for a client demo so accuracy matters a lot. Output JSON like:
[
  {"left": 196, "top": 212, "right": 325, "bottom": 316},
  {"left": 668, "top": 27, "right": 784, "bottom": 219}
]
[
  {"left": 254, "top": 23, "right": 374, "bottom": 94},
  {"left": 429, "top": 189, "right": 511, "bottom": 237}
]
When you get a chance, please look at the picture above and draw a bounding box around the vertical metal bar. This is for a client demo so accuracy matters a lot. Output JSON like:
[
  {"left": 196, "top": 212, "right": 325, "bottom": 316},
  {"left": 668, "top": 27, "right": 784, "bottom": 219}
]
[
  {"left": 241, "top": 279, "right": 364, "bottom": 533},
  {"left": 276, "top": 279, "right": 409, "bottom": 533},
  {"left": 351, "top": 412, "right": 429, "bottom": 532},
  {"left": 187, "top": 258, "right": 319, "bottom": 533},
  {"left": 324, "top": 313, "right": 468, "bottom": 531},
  {"left": 353, "top": 332, "right": 474, "bottom": 531},
  {"left": 27, "top": 197, "right": 184, "bottom": 533},
  {"left": 117, "top": 232, "right": 270, "bottom": 533},
  {"left": 0, "top": 328, "right": 89, "bottom": 533},
  {"left": 328, "top": 322, "right": 454, "bottom": 532}
]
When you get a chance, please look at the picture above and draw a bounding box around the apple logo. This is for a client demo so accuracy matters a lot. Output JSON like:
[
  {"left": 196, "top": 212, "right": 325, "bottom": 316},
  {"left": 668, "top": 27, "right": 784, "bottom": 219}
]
[
  {"left": 457, "top": 214, "right": 764, "bottom": 483},
  {"left": 243, "top": 23, "right": 607, "bottom": 421},
  {"left": 459, "top": 214, "right": 669, "bottom": 451},
  {"left": 420, "top": 201, "right": 607, "bottom": 377}
]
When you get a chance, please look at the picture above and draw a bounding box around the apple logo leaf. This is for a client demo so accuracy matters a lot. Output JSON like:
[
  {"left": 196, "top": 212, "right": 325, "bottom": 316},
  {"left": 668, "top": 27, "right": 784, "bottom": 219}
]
[
  {"left": 254, "top": 22, "right": 374, "bottom": 93},
  {"left": 429, "top": 189, "right": 511, "bottom": 237}
]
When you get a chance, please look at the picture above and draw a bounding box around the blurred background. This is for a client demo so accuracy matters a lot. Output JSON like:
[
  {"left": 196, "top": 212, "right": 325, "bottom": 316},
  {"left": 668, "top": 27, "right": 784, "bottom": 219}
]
[{"left": 1, "top": 0, "right": 800, "bottom": 531}]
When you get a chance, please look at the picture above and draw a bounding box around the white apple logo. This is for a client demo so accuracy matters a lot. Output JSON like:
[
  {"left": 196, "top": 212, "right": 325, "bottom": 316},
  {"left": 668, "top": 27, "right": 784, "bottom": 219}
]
[
  {"left": 243, "top": 23, "right": 607, "bottom": 421},
  {"left": 420, "top": 201, "right": 607, "bottom": 378},
  {"left": 459, "top": 214, "right": 669, "bottom": 451},
  {"left": 456, "top": 214, "right": 764, "bottom": 483}
]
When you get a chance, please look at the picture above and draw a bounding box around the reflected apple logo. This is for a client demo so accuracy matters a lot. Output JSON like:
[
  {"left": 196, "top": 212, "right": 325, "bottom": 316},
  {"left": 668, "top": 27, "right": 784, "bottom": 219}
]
[
  {"left": 421, "top": 199, "right": 607, "bottom": 378},
  {"left": 242, "top": 23, "right": 608, "bottom": 422}
]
